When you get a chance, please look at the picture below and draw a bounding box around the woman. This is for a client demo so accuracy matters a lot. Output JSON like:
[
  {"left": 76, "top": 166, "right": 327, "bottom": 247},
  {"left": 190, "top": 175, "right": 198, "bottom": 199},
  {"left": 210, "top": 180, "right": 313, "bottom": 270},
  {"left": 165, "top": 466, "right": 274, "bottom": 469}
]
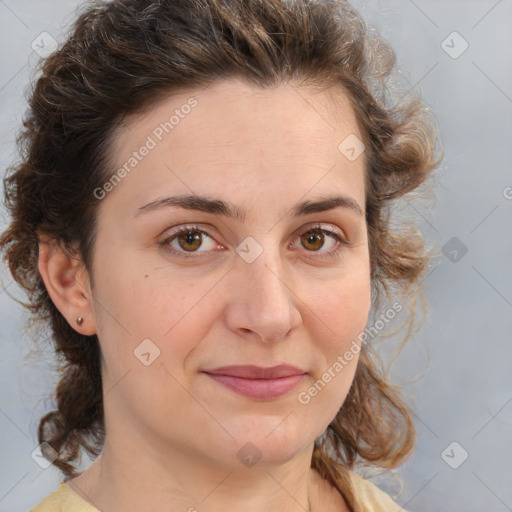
[{"left": 1, "top": 0, "right": 440, "bottom": 510}]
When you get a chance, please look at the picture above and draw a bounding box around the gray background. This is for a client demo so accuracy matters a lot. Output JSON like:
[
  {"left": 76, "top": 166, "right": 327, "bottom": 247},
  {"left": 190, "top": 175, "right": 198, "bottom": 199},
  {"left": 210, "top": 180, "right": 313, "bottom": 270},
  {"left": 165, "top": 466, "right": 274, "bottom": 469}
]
[{"left": 1, "top": 1, "right": 511, "bottom": 510}]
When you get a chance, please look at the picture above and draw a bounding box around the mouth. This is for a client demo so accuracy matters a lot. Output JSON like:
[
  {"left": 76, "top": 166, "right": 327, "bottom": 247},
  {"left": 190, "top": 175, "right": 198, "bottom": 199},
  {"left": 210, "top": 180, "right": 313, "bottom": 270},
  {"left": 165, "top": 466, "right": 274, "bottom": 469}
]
[{"left": 202, "top": 364, "right": 306, "bottom": 399}]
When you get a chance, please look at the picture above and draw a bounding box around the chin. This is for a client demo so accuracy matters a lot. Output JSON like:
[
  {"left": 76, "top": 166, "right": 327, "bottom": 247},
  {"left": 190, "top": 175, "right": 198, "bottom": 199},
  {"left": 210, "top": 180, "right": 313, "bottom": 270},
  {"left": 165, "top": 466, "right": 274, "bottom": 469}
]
[{"left": 222, "top": 420, "right": 315, "bottom": 468}]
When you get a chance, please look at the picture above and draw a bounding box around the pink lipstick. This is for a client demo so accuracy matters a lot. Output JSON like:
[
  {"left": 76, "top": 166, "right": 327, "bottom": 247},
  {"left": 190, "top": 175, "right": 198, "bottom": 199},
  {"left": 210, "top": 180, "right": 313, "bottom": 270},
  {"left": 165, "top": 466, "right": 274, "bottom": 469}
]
[{"left": 203, "top": 364, "right": 306, "bottom": 399}]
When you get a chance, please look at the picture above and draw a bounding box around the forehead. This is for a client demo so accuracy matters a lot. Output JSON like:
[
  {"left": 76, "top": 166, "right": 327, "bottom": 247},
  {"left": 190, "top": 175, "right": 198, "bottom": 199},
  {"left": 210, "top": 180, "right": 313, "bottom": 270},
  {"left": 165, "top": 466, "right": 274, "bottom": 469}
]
[
  {"left": 102, "top": 79, "right": 366, "bottom": 216},
  {"left": 113, "top": 78, "right": 363, "bottom": 152}
]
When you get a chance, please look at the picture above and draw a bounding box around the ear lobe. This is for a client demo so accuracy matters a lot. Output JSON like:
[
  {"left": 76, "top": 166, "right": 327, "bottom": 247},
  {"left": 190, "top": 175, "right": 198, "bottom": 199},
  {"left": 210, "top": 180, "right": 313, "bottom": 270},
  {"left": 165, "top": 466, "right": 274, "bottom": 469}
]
[{"left": 37, "top": 237, "right": 97, "bottom": 336}]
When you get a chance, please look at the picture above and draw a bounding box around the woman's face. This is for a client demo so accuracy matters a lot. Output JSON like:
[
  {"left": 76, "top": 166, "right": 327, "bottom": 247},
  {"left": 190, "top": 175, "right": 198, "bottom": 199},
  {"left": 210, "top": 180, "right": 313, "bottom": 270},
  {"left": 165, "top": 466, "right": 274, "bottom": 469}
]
[{"left": 89, "top": 79, "right": 371, "bottom": 469}]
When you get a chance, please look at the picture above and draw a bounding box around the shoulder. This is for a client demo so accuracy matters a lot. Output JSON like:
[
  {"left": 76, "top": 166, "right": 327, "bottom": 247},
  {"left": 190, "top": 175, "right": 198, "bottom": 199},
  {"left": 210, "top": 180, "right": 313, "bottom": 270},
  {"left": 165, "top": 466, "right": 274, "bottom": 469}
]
[
  {"left": 347, "top": 471, "right": 406, "bottom": 512},
  {"left": 30, "top": 482, "right": 99, "bottom": 512}
]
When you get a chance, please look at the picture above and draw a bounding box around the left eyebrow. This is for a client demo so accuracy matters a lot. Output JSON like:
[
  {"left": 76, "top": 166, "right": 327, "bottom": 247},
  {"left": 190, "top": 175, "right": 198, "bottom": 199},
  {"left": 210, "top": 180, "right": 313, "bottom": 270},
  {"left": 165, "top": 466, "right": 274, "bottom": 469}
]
[{"left": 134, "top": 193, "right": 365, "bottom": 221}]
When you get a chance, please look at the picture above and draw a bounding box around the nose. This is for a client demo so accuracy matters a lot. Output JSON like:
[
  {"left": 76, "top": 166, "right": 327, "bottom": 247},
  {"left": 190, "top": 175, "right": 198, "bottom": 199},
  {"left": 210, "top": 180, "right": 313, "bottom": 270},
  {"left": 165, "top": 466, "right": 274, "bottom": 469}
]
[{"left": 224, "top": 242, "right": 302, "bottom": 343}]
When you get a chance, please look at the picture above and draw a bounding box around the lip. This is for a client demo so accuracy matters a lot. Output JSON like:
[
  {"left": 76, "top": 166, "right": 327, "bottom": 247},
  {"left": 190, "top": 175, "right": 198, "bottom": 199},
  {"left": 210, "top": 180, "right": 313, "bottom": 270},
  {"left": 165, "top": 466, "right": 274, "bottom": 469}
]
[{"left": 203, "top": 365, "right": 306, "bottom": 399}]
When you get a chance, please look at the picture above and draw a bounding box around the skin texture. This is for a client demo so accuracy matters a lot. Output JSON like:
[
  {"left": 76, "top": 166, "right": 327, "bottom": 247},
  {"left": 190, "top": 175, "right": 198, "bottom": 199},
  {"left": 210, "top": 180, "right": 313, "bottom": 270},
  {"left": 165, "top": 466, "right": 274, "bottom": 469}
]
[{"left": 38, "top": 79, "right": 371, "bottom": 512}]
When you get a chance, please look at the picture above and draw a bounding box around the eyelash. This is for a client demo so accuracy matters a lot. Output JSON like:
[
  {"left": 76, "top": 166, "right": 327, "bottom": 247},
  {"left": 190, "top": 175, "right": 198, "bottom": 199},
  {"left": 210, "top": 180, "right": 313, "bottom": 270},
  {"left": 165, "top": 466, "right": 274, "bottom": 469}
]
[{"left": 159, "top": 223, "right": 348, "bottom": 260}]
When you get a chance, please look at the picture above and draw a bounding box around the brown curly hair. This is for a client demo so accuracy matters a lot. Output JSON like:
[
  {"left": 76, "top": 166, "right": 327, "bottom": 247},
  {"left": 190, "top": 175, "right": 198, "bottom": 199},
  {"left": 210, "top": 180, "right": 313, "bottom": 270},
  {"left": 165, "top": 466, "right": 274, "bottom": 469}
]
[{"left": 0, "top": 0, "right": 441, "bottom": 493}]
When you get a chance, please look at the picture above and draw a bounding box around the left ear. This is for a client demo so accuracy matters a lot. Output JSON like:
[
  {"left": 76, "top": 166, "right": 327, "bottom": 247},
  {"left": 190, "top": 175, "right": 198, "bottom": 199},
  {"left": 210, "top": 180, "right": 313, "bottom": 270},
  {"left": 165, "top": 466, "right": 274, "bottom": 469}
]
[{"left": 37, "top": 235, "right": 97, "bottom": 336}]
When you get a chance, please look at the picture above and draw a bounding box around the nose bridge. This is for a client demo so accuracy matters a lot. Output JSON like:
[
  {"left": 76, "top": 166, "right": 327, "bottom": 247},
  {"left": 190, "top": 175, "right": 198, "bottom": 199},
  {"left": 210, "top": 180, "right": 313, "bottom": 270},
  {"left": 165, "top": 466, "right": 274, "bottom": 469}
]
[{"left": 229, "top": 235, "right": 299, "bottom": 342}]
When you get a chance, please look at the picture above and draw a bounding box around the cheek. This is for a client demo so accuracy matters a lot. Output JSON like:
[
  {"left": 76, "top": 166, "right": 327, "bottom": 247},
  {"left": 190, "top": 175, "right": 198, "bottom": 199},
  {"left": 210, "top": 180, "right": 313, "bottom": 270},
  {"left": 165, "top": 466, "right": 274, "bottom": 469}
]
[
  {"left": 93, "top": 247, "right": 191, "bottom": 333},
  {"left": 300, "top": 268, "right": 371, "bottom": 414},
  {"left": 92, "top": 262, "right": 219, "bottom": 385},
  {"left": 313, "top": 266, "right": 372, "bottom": 348},
  {"left": 333, "top": 286, "right": 371, "bottom": 345}
]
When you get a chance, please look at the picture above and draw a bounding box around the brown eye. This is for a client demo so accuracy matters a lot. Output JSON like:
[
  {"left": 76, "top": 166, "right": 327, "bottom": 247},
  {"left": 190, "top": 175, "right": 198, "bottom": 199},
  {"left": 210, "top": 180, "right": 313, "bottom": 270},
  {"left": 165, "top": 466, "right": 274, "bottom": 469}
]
[
  {"left": 300, "top": 229, "right": 325, "bottom": 251},
  {"left": 161, "top": 223, "right": 346, "bottom": 260},
  {"left": 291, "top": 224, "right": 347, "bottom": 259},
  {"left": 177, "top": 230, "right": 203, "bottom": 252},
  {"left": 160, "top": 224, "right": 222, "bottom": 258}
]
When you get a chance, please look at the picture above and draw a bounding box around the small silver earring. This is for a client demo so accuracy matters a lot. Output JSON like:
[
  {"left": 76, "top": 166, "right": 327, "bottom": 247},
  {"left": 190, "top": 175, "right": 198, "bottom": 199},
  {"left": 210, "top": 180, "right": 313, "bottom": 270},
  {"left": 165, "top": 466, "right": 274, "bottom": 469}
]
[{"left": 76, "top": 316, "right": 84, "bottom": 326}]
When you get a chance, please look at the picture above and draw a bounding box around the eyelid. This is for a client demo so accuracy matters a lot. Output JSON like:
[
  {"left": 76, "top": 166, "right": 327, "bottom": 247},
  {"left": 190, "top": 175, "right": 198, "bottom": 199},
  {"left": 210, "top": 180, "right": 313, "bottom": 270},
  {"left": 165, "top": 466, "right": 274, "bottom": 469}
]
[
  {"left": 291, "top": 223, "right": 349, "bottom": 260},
  {"left": 159, "top": 222, "right": 349, "bottom": 259},
  {"left": 159, "top": 224, "right": 223, "bottom": 258}
]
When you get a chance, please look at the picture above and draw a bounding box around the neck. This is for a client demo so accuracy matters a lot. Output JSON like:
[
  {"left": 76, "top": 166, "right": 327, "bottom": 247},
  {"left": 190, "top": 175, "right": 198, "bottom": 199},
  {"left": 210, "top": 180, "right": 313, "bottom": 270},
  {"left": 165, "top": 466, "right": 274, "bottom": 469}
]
[{"left": 69, "top": 429, "right": 319, "bottom": 512}]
